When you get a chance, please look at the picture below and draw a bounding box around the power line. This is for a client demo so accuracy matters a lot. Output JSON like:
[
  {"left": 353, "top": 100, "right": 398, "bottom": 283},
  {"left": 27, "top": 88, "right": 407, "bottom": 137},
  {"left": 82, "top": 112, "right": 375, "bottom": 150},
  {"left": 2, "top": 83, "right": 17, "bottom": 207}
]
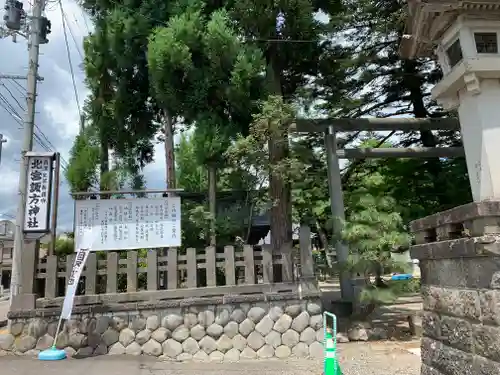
[
  {"left": 0, "top": 86, "right": 71, "bottom": 169},
  {"left": 80, "top": 11, "right": 91, "bottom": 34},
  {"left": 59, "top": 0, "right": 82, "bottom": 121},
  {"left": 0, "top": 83, "right": 65, "bottom": 155},
  {"left": 62, "top": 9, "right": 84, "bottom": 61},
  {"left": 73, "top": 8, "right": 91, "bottom": 35},
  {"left": 0, "top": 95, "right": 54, "bottom": 158},
  {"left": 4, "top": 78, "right": 25, "bottom": 99},
  {"left": 0, "top": 92, "right": 23, "bottom": 123},
  {"left": 0, "top": 81, "right": 24, "bottom": 111},
  {"left": 0, "top": 213, "right": 16, "bottom": 220},
  {"left": 8, "top": 78, "right": 26, "bottom": 94}
]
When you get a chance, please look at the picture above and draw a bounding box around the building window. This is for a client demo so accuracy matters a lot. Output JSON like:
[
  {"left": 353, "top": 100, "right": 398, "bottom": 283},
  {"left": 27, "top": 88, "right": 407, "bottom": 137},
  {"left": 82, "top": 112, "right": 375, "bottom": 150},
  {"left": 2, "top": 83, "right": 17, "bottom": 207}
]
[
  {"left": 474, "top": 32, "right": 498, "bottom": 53},
  {"left": 446, "top": 39, "right": 463, "bottom": 68}
]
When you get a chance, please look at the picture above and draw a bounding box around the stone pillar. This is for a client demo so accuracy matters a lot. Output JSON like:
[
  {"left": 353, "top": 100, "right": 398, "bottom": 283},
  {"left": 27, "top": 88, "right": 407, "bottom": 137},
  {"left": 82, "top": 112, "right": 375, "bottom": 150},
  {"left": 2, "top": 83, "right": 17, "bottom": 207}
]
[
  {"left": 10, "top": 240, "right": 39, "bottom": 311},
  {"left": 298, "top": 224, "right": 319, "bottom": 299},
  {"left": 410, "top": 200, "right": 500, "bottom": 375},
  {"left": 456, "top": 78, "right": 500, "bottom": 201}
]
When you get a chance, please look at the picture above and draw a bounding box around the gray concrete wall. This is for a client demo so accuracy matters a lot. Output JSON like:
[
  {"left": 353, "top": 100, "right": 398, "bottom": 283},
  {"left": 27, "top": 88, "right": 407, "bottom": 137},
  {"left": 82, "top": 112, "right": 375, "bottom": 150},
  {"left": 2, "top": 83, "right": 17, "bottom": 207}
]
[
  {"left": 410, "top": 200, "right": 500, "bottom": 375},
  {"left": 0, "top": 294, "right": 324, "bottom": 361}
]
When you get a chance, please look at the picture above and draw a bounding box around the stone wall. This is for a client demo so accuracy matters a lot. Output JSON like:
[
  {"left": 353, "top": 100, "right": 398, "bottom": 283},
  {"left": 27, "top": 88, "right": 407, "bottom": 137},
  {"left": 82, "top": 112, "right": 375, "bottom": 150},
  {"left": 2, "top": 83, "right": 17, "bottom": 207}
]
[
  {"left": 410, "top": 201, "right": 500, "bottom": 375},
  {"left": 0, "top": 294, "right": 324, "bottom": 361}
]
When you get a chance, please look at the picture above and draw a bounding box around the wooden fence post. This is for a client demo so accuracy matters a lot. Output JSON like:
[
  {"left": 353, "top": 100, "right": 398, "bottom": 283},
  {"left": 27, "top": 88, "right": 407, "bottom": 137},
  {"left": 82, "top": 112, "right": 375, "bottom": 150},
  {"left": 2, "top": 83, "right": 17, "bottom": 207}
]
[
  {"left": 127, "top": 251, "right": 138, "bottom": 292},
  {"left": 167, "top": 248, "right": 178, "bottom": 289},
  {"left": 106, "top": 252, "right": 118, "bottom": 293},
  {"left": 243, "top": 245, "right": 255, "bottom": 284},
  {"left": 262, "top": 245, "right": 274, "bottom": 283},
  {"left": 224, "top": 246, "right": 236, "bottom": 286},
  {"left": 147, "top": 249, "right": 158, "bottom": 291},
  {"left": 186, "top": 248, "right": 197, "bottom": 288},
  {"left": 45, "top": 255, "right": 58, "bottom": 298},
  {"left": 206, "top": 246, "right": 216, "bottom": 287},
  {"left": 299, "top": 224, "right": 318, "bottom": 298}
]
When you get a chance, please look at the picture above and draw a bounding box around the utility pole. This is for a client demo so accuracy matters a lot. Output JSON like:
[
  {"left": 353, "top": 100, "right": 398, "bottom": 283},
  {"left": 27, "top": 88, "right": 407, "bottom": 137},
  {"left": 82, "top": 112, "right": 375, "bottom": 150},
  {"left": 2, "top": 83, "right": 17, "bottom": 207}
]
[
  {"left": 7, "top": 0, "right": 48, "bottom": 303},
  {"left": 0, "top": 134, "right": 6, "bottom": 166}
]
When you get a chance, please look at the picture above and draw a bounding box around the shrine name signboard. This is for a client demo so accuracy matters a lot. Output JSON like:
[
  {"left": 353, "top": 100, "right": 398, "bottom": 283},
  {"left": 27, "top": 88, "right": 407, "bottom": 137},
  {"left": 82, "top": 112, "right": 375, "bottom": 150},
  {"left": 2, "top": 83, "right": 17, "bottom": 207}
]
[
  {"left": 23, "top": 153, "right": 54, "bottom": 233},
  {"left": 74, "top": 197, "right": 181, "bottom": 251}
]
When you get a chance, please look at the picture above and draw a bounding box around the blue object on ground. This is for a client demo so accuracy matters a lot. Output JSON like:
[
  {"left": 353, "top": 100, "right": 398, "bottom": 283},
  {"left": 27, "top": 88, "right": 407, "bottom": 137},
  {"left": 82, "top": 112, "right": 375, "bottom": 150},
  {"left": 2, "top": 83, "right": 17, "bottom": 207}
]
[
  {"left": 38, "top": 347, "right": 67, "bottom": 361},
  {"left": 391, "top": 273, "right": 413, "bottom": 281}
]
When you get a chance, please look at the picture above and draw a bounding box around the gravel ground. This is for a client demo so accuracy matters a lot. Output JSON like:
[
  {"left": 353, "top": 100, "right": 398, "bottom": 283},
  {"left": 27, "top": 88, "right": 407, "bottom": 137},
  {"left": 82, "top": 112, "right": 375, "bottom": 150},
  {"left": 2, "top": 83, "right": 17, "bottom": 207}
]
[
  {"left": 0, "top": 341, "right": 421, "bottom": 375},
  {"left": 338, "top": 341, "right": 421, "bottom": 375}
]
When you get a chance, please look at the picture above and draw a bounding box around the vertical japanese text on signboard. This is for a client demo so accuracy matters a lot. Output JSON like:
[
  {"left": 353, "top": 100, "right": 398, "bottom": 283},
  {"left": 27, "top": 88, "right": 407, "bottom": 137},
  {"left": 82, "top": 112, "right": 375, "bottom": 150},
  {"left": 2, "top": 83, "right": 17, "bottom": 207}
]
[{"left": 23, "top": 155, "right": 53, "bottom": 232}]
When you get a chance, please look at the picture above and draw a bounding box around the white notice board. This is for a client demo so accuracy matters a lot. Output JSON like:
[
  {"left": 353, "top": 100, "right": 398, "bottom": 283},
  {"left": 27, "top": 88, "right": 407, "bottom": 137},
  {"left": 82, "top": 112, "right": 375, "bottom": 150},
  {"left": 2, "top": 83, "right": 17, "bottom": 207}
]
[{"left": 74, "top": 197, "right": 181, "bottom": 251}]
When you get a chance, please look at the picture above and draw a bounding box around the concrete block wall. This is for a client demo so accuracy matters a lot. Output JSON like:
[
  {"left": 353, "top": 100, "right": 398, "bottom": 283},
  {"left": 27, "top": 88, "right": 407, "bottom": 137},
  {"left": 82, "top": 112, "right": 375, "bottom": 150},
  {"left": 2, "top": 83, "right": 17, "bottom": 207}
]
[
  {"left": 0, "top": 294, "right": 324, "bottom": 361},
  {"left": 410, "top": 200, "right": 500, "bottom": 375}
]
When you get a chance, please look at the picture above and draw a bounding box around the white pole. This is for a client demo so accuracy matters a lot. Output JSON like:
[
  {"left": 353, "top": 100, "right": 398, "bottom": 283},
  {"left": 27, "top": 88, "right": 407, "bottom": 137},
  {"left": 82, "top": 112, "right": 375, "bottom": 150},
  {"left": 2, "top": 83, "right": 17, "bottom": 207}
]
[{"left": 51, "top": 315, "right": 64, "bottom": 348}]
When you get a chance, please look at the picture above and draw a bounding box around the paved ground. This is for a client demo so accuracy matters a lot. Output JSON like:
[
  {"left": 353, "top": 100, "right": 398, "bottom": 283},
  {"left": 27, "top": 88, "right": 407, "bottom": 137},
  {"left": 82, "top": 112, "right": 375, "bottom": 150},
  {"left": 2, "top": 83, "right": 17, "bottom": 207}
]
[
  {"left": 0, "top": 283, "right": 422, "bottom": 373},
  {"left": 0, "top": 341, "right": 421, "bottom": 375}
]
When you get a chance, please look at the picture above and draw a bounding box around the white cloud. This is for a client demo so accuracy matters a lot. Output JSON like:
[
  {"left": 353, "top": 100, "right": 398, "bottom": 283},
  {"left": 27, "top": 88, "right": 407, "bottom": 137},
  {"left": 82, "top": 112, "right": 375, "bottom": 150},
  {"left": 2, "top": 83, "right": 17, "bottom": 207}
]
[
  {"left": 143, "top": 140, "right": 167, "bottom": 185},
  {"left": 0, "top": 167, "right": 19, "bottom": 194},
  {"left": 0, "top": 0, "right": 166, "bottom": 232}
]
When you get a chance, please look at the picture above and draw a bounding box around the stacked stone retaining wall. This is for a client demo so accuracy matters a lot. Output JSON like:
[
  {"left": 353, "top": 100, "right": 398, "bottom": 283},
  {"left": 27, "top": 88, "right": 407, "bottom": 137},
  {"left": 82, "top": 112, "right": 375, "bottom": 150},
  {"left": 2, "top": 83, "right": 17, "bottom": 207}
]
[
  {"left": 410, "top": 201, "right": 500, "bottom": 375},
  {"left": 0, "top": 295, "right": 324, "bottom": 361}
]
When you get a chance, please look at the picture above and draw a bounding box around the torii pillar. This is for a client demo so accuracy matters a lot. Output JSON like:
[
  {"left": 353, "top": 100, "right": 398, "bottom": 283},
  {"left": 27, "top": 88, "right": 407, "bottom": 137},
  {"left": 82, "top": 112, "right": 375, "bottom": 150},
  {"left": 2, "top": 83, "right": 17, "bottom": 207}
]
[{"left": 402, "top": 1, "right": 500, "bottom": 375}]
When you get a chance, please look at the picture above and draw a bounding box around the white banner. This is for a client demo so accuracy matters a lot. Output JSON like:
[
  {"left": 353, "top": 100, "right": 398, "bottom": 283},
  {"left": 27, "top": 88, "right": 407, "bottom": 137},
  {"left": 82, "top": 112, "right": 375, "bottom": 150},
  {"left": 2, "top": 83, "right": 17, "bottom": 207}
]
[
  {"left": 23, "top": 154, "right": 54, "bottom": 232},
  {"left": 74, "top": 197, "right": 181, "bottom": 251},
  {"left": 61, "top": 248, "right": 90, "bottom": 320}
]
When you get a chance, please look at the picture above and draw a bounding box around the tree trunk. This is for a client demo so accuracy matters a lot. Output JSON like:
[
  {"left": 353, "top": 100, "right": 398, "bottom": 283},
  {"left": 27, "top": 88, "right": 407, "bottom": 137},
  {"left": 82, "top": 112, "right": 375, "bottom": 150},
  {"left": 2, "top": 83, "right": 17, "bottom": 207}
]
[
  {"left": 403, "top": 59, "right": 448, "bottom": 207},
  {"left": 208, "top": 164, "right": 217, "bottom": 247},
  {"left": 316, "top": 220, "right": 333, "bottom": 269},
  {"left": 164, "top": 109, "right": 176, "bottom": 190},
  {"left": 266, "top": 44, "right": 292, "bottom": 253},
  {"left": 99, "top": 134, "right": 109, "bottom": 200},
  {"left": 98, "top": 92, "right": 110, "bottom": 195},
  {"left": 99, "top": 139, "right": 109, "bottom": 188},
  {"left": 374, "top": 262, "right": 386, "bottom": 287}
]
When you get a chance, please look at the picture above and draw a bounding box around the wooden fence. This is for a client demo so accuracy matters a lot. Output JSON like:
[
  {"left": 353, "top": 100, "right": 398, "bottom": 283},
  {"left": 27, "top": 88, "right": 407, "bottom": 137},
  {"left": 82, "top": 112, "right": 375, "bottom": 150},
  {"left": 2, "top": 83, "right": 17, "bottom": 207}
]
[
  {"left": 31, "top": 245, "right": 302, "bottom": 300},
  {"left": 4, "top": 226, "right": 317, "bottom": 308}
]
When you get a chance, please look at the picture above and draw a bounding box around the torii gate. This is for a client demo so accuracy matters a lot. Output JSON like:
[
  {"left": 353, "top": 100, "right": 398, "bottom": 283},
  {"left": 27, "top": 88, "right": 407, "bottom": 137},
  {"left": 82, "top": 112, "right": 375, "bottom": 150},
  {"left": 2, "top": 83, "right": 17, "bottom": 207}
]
[{"left": 290, "top": 117, "right": 463, "bottom": 300}]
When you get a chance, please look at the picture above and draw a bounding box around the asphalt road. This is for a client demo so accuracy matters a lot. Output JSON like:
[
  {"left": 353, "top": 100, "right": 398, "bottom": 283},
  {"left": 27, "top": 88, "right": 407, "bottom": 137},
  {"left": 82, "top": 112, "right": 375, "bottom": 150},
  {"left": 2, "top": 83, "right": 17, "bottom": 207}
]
[{"left": 0, "top": 341, "right": 421, "bottom": 375}]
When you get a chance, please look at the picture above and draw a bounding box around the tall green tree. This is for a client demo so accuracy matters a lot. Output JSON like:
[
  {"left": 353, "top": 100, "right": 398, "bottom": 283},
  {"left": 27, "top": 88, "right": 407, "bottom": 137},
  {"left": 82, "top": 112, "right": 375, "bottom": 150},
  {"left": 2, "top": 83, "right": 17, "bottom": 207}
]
[
  {"left": 71, "top": 2, "right": 165, "bottom": 193},
  {"left": 147, "top": 4, "right": 266, "bottom": 244},
  {"left": 333, "top": 0, "right": 470, "bottom": 214},
  {"left": 147, "top": 5, "right": 264, "bottom": 152},
  {"left": 227, "top": 1, "right": 347, "bottom": 251}
]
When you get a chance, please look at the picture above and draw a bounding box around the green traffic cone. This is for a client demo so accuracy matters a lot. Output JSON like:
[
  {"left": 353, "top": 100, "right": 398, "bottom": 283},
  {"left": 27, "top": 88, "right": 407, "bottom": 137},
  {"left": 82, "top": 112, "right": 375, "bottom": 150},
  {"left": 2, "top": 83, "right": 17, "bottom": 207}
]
[{"left": 324, "top": 331, "right": 343, "bottom": 375}]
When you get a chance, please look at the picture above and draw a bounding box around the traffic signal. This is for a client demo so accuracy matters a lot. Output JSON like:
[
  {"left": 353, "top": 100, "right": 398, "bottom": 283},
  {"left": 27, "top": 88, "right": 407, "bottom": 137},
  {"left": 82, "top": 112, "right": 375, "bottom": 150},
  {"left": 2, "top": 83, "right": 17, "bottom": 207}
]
[
  {"left": 40, "top": 16, "right": 51, "bottom": 44},
  {"left": 3, "top": 0, "right": 25, "bottom": 31}
]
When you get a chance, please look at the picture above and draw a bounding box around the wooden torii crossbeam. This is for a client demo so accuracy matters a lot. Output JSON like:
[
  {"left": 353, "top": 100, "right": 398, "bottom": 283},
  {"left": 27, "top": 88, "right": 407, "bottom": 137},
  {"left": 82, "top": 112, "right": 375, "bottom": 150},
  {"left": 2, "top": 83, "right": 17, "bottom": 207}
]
[
  {"left": 290, "top": 117, "right": 463, "bottom": 158},
  {"left": 291, "top": 117, "right": 460, "bottom": 131}
]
